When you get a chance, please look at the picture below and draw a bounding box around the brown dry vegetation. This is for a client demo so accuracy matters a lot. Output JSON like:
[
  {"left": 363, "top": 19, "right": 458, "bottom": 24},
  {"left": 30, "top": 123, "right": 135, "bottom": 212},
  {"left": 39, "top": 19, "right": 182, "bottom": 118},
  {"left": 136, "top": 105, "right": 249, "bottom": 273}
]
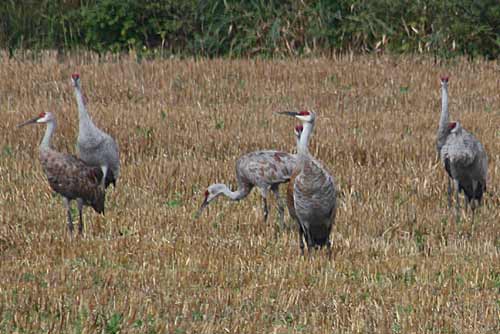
[{"left": 0, "top": 52, "right": 499, "bottom": 333}]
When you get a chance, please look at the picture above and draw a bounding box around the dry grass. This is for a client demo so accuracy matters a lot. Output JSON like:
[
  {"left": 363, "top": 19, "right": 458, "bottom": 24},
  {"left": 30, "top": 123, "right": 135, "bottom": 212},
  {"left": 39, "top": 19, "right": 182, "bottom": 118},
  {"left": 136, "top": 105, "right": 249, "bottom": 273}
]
[{"left": 0, "top": 52, "right": 499, "bottom": 333}]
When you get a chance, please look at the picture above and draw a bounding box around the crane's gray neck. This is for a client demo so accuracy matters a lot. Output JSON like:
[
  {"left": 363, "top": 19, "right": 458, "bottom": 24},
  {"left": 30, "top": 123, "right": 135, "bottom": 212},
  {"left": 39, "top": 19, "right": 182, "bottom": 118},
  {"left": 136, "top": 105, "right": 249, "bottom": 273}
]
[
  {"left": 436, "top": 84, "right": 450, "bottom": 155},
  {"left": 297, "top": 122, "right": 313, "bottom": 156},
  {"left": 438, "top": 84, "right": 449, "bottom": 133},
  {"left": 74, "top": 83, "right": 94, "bottom": 127},
  {"left": 40, "top": 120, "right": 56, "bottom": 149},
  {"left": 217, "top": 184, "right": 247, "bottom": 201}
]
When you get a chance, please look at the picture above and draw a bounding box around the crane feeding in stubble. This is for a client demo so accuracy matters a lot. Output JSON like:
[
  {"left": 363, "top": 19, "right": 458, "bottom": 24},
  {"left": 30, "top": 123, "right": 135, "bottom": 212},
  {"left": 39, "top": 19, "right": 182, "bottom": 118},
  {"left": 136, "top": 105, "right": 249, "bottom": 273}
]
[
  {"left": 277, "top": 110, "right": 337, "bottom": 256},
  {"left": 71, "top": 73, "right": 120, "bottom": 189},
  {"left": 18, "top": 112, "right": 105, "bottom": 236},
  {"left": 196, "top": 125, "right": 303, "bottom": 227},
  {"left": 436, "top": 76, "right": 488, "bottom": 224}
]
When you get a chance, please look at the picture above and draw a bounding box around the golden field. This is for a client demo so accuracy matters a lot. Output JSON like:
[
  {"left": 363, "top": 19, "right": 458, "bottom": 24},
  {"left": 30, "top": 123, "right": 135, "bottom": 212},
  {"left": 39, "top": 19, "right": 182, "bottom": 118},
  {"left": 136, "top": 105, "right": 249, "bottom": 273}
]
[{"left": 0, "top": 53, "right": 498, "bottom": 333}]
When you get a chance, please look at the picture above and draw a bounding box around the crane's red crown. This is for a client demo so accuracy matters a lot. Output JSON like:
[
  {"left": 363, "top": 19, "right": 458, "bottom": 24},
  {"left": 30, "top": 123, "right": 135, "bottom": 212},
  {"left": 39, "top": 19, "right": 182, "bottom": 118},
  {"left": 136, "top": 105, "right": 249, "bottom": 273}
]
[
  {"left": 440, "top": 76, "right": 449, "bottom": 82},
  {"left": 298, "top": 110, "right": 310, "bottom": 116},
  {"left": 448, "top": 122, "right": 457, "bottom": 130},
  {"left": 204, "top": 190, "right": 209, "bottom": 197},
  {"left": 295, "top": 125, "right": 303, "bottom": 132},
  {"left": 38, "top": 112, "right": 46, "bottom": 118},
  {"left": 71, "top": 73, "right": 80, "bottom": 80}
]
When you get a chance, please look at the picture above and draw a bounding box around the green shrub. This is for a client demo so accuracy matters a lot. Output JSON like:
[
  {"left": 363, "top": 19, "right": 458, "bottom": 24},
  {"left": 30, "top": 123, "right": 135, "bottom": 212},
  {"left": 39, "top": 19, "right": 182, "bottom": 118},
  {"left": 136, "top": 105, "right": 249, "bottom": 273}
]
[
  {"left": 78, "top": 0, "right": 198, "bottom": 53},
  {"left": 1, "top": 0, "right": 499, "bottom": 59}
]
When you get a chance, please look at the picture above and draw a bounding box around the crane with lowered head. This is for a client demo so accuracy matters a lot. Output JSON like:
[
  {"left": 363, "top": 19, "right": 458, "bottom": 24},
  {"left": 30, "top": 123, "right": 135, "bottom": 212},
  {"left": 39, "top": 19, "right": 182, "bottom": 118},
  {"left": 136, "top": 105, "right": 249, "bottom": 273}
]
[{"left": 196, "top": 125, "right": 303, "bottom": 227}]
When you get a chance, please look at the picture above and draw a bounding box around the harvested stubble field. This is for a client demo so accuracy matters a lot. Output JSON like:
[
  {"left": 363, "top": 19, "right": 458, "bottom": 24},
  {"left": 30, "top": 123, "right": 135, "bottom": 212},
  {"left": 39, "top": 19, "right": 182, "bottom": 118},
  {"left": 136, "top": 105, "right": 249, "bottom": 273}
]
[{"left": 0, "top": 53, "right": 499, "bottom": 333}]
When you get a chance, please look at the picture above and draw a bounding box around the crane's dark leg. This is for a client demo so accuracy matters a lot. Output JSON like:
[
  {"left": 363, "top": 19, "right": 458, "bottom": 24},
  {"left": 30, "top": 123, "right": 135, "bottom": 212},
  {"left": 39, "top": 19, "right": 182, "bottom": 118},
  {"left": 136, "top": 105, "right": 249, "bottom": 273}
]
[
  {"left": 454, "top": 179, "right": 460, "bottom": 224},
  {"left": 63, "top": 198, "right": 74, "bottom": 236},
  {"left": 271, "top": 184, "right": 285, "bottom": 229},
  {"left": 77, "top": 198, "right": 84, "bottom": 235},
  {"left": 470, "top": 181, "right": 478, "bottom": 224},
  {"left": 260, "top": 193, "right": 269, "bottom": 223},
  {"left": 298, "top": 224, "right": 305, "bottom": 256},
  {"left": 305, "top": 229, "right": 316, "bottom": 257},
  {"left": 326, "top": 239, "right": 332, "bottom": 260},
  {"left": 463, "top": 188, "right": 470, "bottom": 212},
  {"left": 447, "top": 177, "right": 453, "bottom": 208}
]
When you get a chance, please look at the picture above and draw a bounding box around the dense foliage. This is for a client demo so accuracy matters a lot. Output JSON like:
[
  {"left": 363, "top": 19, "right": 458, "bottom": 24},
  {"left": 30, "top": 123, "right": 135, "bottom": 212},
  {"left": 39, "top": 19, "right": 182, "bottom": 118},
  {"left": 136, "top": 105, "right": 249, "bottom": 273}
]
[{"left": 1, "top": 0, "right": 499, "bottom": 58}]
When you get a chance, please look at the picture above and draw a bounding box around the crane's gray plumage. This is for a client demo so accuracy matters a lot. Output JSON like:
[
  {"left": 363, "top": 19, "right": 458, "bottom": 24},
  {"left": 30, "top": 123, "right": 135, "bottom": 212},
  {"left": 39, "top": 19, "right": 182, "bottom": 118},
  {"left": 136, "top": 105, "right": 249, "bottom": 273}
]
[
  {"left": 196, "top": 126, "right": 303, "bottom": 227},
  {"left": 278, "top": 110, "right": 337, "bottom": 255},
  {"left": 437, "top": 76, "right": 488, "bottom": 223},
  {"left": 71, "top": 73, "right": 120, "bottom": 189},
  {"left": 18, "top": 112, "right": 105, "bottom": 236}
]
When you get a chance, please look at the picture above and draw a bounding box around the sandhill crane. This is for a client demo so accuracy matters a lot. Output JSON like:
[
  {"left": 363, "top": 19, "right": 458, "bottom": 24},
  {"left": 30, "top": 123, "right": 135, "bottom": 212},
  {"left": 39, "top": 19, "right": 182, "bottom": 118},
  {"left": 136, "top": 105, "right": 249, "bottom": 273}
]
[
  {"left": 437, "top": 76, "right": 488, "bottom": 223},
  {"left": 18, "top": 112, "right": 105, "bottom": 236},
  {"left": 196, "top": 125, "right": 303, "bottom": 227},
  {"left": 277, "top": 110, "right": 337, "bottom": 256},
  {"left": 71, "top": 73, "right": 120, "bottom": 189}
]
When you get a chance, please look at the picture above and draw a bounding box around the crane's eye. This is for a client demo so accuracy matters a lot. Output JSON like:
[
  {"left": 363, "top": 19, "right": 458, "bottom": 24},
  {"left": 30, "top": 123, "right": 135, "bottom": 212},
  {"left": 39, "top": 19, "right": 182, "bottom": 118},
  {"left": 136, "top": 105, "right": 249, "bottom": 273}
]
[{"left": 298, "top": 111, "right": 310, "bottom": 116}]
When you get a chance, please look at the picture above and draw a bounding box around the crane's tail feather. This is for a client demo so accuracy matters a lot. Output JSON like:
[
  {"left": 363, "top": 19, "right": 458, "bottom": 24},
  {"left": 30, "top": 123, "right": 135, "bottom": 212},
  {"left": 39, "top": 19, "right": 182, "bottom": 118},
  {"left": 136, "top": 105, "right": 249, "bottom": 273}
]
[
  {"left": 105, "top": 170, "right": 117, "bottom": 189},
  {"left": 461, "top": 181, "right": 486, "bottom": 204},
  {"left": 306, "top": 225, "right": 333, "bottom": 248},
  {"left": 93, "top": 167, "right": 116, "bottom": 189}
]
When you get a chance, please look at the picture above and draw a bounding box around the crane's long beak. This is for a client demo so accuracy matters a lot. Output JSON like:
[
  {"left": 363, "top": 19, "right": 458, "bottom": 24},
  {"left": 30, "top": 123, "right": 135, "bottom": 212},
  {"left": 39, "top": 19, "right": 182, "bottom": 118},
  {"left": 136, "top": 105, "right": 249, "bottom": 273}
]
[
  {"left": 275, "top": 111, "right": 300, "bottom": 117},
  {"left": 17, "top": 116, "right": 39, "bottom": 128},
  {"left": 194, "top": 198, "right": 209, "bottom": 220}
]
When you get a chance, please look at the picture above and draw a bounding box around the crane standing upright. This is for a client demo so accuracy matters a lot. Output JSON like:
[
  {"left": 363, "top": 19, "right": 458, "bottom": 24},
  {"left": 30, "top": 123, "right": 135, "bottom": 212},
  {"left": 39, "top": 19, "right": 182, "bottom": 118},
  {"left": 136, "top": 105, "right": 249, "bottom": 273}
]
[
  {"left": 277, "top": 110, "right": 337, "bottom": 256},
  {"left": 437, "top": 76, "right": 488, "bottom": 223},
  {"left": 436, "top": 76, "right": 453, "bottom": 206},
  {"left": 196, "top": 125, "right": 303, "bottom": 227},
  {"left": 71, "top": 73, "right": 120, "bottom": 189},
  {"left": 18, "top": 112, "right": 105, "bottom": 236}
]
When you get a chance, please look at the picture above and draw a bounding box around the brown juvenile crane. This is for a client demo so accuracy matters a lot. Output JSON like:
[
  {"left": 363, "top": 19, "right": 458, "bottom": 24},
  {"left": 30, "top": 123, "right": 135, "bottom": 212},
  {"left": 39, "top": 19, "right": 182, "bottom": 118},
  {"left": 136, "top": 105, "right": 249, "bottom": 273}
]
[
  {"left": 18, "top": 112, "right": 105, "bottom": 236},
  {"left": 196, "top": 125, "right": 303, "bottom": 227},
  {"left": 436, "top": 76, "right": 488, "bottom": 223},
  {"left": 277, "top": 110, "right": 337, "bottom": 256}
]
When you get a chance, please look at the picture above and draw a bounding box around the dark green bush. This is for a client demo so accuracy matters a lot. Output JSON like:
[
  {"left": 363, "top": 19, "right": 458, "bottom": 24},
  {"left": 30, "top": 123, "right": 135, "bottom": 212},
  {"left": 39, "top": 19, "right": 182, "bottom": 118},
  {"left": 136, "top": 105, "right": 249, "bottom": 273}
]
[
  {"left": 1, "top": 0, "right": 499, "bottom": 59},
  {"left": 77, "top": 0, "right": 198, "bottom": 53}
]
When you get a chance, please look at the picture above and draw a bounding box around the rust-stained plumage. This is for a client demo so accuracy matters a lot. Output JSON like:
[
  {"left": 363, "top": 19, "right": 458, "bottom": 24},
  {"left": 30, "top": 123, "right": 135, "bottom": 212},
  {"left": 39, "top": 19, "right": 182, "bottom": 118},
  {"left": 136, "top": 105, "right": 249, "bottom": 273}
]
[
  {"left": 40, "top": 150, "right": 104, "bottom": 213},
  {"left": 18, "top": 112, "right": 104, "bottom": 236}
]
